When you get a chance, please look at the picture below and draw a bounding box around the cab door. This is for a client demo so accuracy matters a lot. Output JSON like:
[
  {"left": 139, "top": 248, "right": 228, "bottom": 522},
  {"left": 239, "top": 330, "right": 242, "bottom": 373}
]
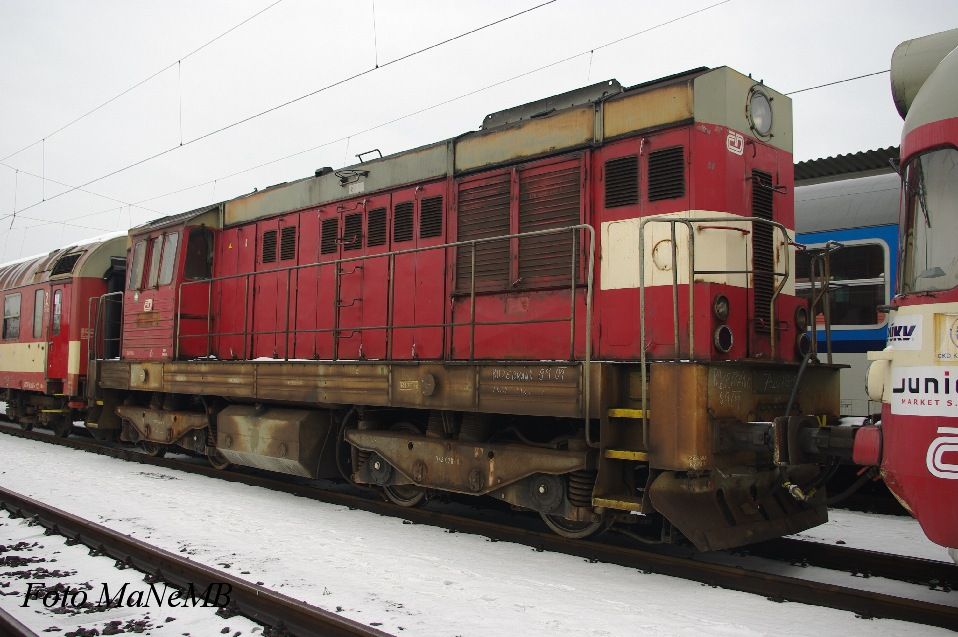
[{"left": 46, "top": 285, "right": 68, "bottom": 383}]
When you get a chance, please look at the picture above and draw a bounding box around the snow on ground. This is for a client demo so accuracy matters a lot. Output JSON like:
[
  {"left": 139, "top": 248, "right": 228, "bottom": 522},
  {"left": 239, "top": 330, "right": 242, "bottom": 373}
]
[
  {"left": 0, "top": 509, "right": 262, "bottom": 635},
  {"left": 0, "top": 434, "right": 953, "bottom": 637},
  {"left": 792, "top": 508, "right": 950, "bottom": 562}
]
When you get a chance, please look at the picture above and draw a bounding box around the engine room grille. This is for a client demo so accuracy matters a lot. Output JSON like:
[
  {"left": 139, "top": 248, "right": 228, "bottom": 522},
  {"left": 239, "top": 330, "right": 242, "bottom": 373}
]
[
  {"left": 50, "top": 253, "right": 81, "bottom": 276},
  {"left": 751, "top": 169, "right": 775, "bottom": 325},
  {"left": 456, "top": 175, "right": 511, "bottom": 292},
  {"left": 279, "top": 226, "right": 296, "bottom": 261},
  {"left": 367, "top": 208, "right": 387, "bottom": 247},
  {"left": 393, "top": 202, "right": 414, "bottom": 243},
  {"left": 320, "top": 218, "right": 338, "bottom": 255},
  {"left": 604, "top": 155, "right": 638, "bottom": 208},
  {"left": 648, "top": 146, "right": 685, "bottom": 201},
  {"left": 420, "top": 196, "right": 443, "bottom": 239},
  {"left": 262, "top": 230, "right": 277, "bottom": 263},
  {"left": 518, "top": 165, "right": 580, "bottom": 283},
  {"left": 344, "top": 213, "right": 363, "bottom": 251}
]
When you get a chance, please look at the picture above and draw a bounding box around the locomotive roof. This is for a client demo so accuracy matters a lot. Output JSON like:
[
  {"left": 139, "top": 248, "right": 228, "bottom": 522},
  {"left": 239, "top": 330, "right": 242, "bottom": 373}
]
[
  {"left": 795, "top": 171, "right": 900, "bottom": 234},
  {"left": 0, "top": 233, "right": 128, "bottom": 291},
  {"left": 222, "top": 65, "right": 791, "bottom": 228},
  {"left": 129, "top": 203, "right": 222, "bottom": 234}
]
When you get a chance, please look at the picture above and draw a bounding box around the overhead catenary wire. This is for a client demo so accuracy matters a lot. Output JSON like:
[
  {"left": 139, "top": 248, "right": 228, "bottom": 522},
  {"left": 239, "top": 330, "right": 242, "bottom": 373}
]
[
  {"left": 0, "top": 0, "right": 560, "bottom": 225},
  {"left": 0, "top": 0, "right": 288, "bottom": 163},
  {"left": 124, "top": 0, "right": 737, "bottom": 209},
  {"left": 786, "top": 69, "right": 890, "bottom": 95}
]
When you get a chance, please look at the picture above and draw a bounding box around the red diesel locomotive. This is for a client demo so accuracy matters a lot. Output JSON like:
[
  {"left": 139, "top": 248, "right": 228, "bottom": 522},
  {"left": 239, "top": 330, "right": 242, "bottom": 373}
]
[{"left": 5, "top": 67, "right": 851, "bottom": 551}]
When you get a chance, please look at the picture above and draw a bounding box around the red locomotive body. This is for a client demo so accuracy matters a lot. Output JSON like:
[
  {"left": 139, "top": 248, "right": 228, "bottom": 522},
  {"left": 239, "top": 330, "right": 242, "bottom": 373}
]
[
  {"left": 1, "top": 236, "right": 126, "bottom": 435},
  {"left": 85, "top": 67, "right": 847, "bottom": 550}
]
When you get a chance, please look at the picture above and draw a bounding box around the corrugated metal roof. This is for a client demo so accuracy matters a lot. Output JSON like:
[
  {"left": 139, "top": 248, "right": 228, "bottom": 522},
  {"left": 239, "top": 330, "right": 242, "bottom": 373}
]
[{"left": 794, "top": 146, "right": 899, "bottom": 184}]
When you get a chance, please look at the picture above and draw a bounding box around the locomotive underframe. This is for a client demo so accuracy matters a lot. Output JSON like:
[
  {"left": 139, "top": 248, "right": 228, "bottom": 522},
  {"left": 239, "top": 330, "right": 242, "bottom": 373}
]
[{"left": 90, "top": 356, "right": 841, "bottom": 550}]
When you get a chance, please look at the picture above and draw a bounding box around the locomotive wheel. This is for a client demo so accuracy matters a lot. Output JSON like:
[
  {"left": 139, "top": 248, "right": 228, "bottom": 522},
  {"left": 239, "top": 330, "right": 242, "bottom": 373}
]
[
  {"left": 90, "top": 429, "right": 116, "bottom": 445},
  {"left": 142, "top": 442, "right": 167, "bottom": 457},
  {"left": 17, "top": 420, "right": 33, "bottom": 432},
  {"left": 52, "top": 417, "right": 72, "bottom": 438},
  {"left": 540, "top": 513, "right": 607, "bottom": 539},
  {"left": 382, "top": 422, "right": 426, "bottom": 508},
  {"left": 207, "top": 448, "right": 231, "bottom": 470}
]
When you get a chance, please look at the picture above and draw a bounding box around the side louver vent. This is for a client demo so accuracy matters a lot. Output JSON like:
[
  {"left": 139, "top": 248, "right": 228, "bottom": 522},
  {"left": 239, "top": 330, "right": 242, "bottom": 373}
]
[
  {"left": 751, "top": 169, "right": 775, "bottom": 325},
  {"left": 604, "top": 155, "right": 638, "bottom": 208},
  {"left": 518, "top": 165, "right": 581, "bottom": 282},
  {"left": 280, "top": 226, "right": 296, "bottom": 261},
  {"left": 344, "top": 213, "right": 363, "bottom": 251},
  {"left": 456, "top": 175, "right": 511, "bottom": 292},
  {"left": 420, "top": 196, "right": 443, "bottom": 239},
  {"left": 320, "top": 218, "right": 338, "bottom": 255},
  {"left": 648, "top": 146, "right": 685, "bottom": 201},
  {"left": 262, "top": 230, "right": 277, "bottom": 263},
  {"left": 393, "top": 202, "right": 414, "bottom": 243},
  {"left": 367, "top": 208, "right": 387, "bottom": 247}
]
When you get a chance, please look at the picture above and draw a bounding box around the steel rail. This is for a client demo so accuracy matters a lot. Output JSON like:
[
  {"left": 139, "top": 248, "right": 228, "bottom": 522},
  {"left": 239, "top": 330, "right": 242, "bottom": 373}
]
[
  {"left": 0, "top": 605, "right": 35, "bottom": 637},
  {"left": 1, "top": 423, "right": 956, "bottom": 631},
  {"left": 0, "top": 484, "right": 391, "bottom": 637}
]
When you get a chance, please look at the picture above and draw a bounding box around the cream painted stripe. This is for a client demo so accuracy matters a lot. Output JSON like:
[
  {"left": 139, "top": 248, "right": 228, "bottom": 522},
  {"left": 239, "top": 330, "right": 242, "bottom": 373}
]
[
  {"left": 600, "top": 210, "right": 796, "bottom": 293},
  {"left": 68, "top": 340, "right": 82, "bottom": 375},
  {"left": 0, "top": 341, "right": 47, "bottom": 373}
]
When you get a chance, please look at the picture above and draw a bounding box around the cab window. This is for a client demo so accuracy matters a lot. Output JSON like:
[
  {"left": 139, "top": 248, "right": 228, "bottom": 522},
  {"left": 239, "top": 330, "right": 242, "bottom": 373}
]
[
  {"left": 146, "top": 237, "right": 162, "bottom": 288},
  {"left": 158, "top": 232, "right": 179, "bottom": 285},
  {"left": 129, "top": 240, "right": 147, "bottom": 290}
]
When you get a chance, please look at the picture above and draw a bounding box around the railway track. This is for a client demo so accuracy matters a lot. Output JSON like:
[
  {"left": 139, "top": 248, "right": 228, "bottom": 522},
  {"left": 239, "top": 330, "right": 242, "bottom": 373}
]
[
  {"left": 0, "top": 483, "right": 390, "bottom": 637},
  {"left": 1, "top": 423, "right": 956, "bottom": 631}
]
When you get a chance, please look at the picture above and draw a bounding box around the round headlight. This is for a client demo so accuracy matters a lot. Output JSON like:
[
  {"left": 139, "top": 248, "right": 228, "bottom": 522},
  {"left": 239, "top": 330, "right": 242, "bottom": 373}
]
[
  {"left": 714, "top": 325, "right": 734, "bottom": 353},
  {"left": 712, "top": 295, "right": 730, "bottom": 322},
  {"left": 748, "top": 89, "right": 773, "bottom": 137},
  {"left": 795, "top": 306, "right": 809, "bottom": 332}
]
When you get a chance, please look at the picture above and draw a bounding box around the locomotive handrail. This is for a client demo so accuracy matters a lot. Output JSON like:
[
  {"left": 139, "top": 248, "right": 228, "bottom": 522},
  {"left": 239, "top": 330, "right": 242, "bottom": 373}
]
[
  {"left": 171, "top": 224, "right": 596, "bottom": 426},
  {"left": 635, "top": 215, "right": 794, "bottom": 449}
]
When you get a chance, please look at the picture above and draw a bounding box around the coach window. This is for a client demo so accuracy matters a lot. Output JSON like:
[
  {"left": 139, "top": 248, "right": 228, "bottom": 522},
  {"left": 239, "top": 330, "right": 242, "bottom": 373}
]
[
  {"left": 158, "top": 232, "right": 179, "bottom": 286},
  {"left": 795, "top": 242, "right": 887, "bottom": 326},
  {"left": 33, "top": 289, "right": 44, "bottom": 338},
  {"left": 184, "top": 227, "right": 213, "bottom": 279},
  {"left": 52, "top": 290, "right": 62, "bottom": 336},
  {"left": 3, "top": 293, "right": 20, "bottom": 339},
  {"left": 128, "top": 240, "right": 146, "bottom": 290}
]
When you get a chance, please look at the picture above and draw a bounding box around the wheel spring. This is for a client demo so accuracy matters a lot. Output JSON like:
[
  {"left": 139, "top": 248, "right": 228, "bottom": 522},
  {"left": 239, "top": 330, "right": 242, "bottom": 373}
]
[
  {"left": 567, "top": 470, "right": 596, "bottom": 508},
  {"left": 357, "top": 449, "right": 371, "bottom": 468}
]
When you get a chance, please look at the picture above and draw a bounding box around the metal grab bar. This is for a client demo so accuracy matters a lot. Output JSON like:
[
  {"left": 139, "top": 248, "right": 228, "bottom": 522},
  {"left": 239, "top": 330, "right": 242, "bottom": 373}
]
[
  {"left": 635, "top": 214, "right": 796, "bottom": 450},
  {"left": 163, "top": 224, "right": 595, "bottom": 424},
  {"left": 86, "top": 291, "right": 123, "bottom": 362}
]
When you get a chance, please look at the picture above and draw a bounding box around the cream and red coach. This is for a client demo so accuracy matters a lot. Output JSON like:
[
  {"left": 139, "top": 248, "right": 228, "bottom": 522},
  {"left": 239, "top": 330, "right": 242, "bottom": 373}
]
[
  {"left": 91, "top": 67, "right": 848, "bottom": 550},
  {"left": 1, "top": 235, "right": 126, "bottom": 435}
]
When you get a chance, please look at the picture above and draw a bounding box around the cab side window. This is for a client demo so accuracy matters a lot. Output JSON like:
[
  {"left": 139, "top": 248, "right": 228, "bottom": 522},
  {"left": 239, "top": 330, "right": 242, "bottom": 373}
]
[{"left": 129, "top": 240, "right": 147, "bottom": 290}]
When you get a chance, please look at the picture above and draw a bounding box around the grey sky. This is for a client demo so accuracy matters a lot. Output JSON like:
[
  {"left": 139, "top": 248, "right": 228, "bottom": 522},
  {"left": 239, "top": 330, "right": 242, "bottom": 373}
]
[{"left": 1, "top": 0, "right": 956, "bottom": 262}]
